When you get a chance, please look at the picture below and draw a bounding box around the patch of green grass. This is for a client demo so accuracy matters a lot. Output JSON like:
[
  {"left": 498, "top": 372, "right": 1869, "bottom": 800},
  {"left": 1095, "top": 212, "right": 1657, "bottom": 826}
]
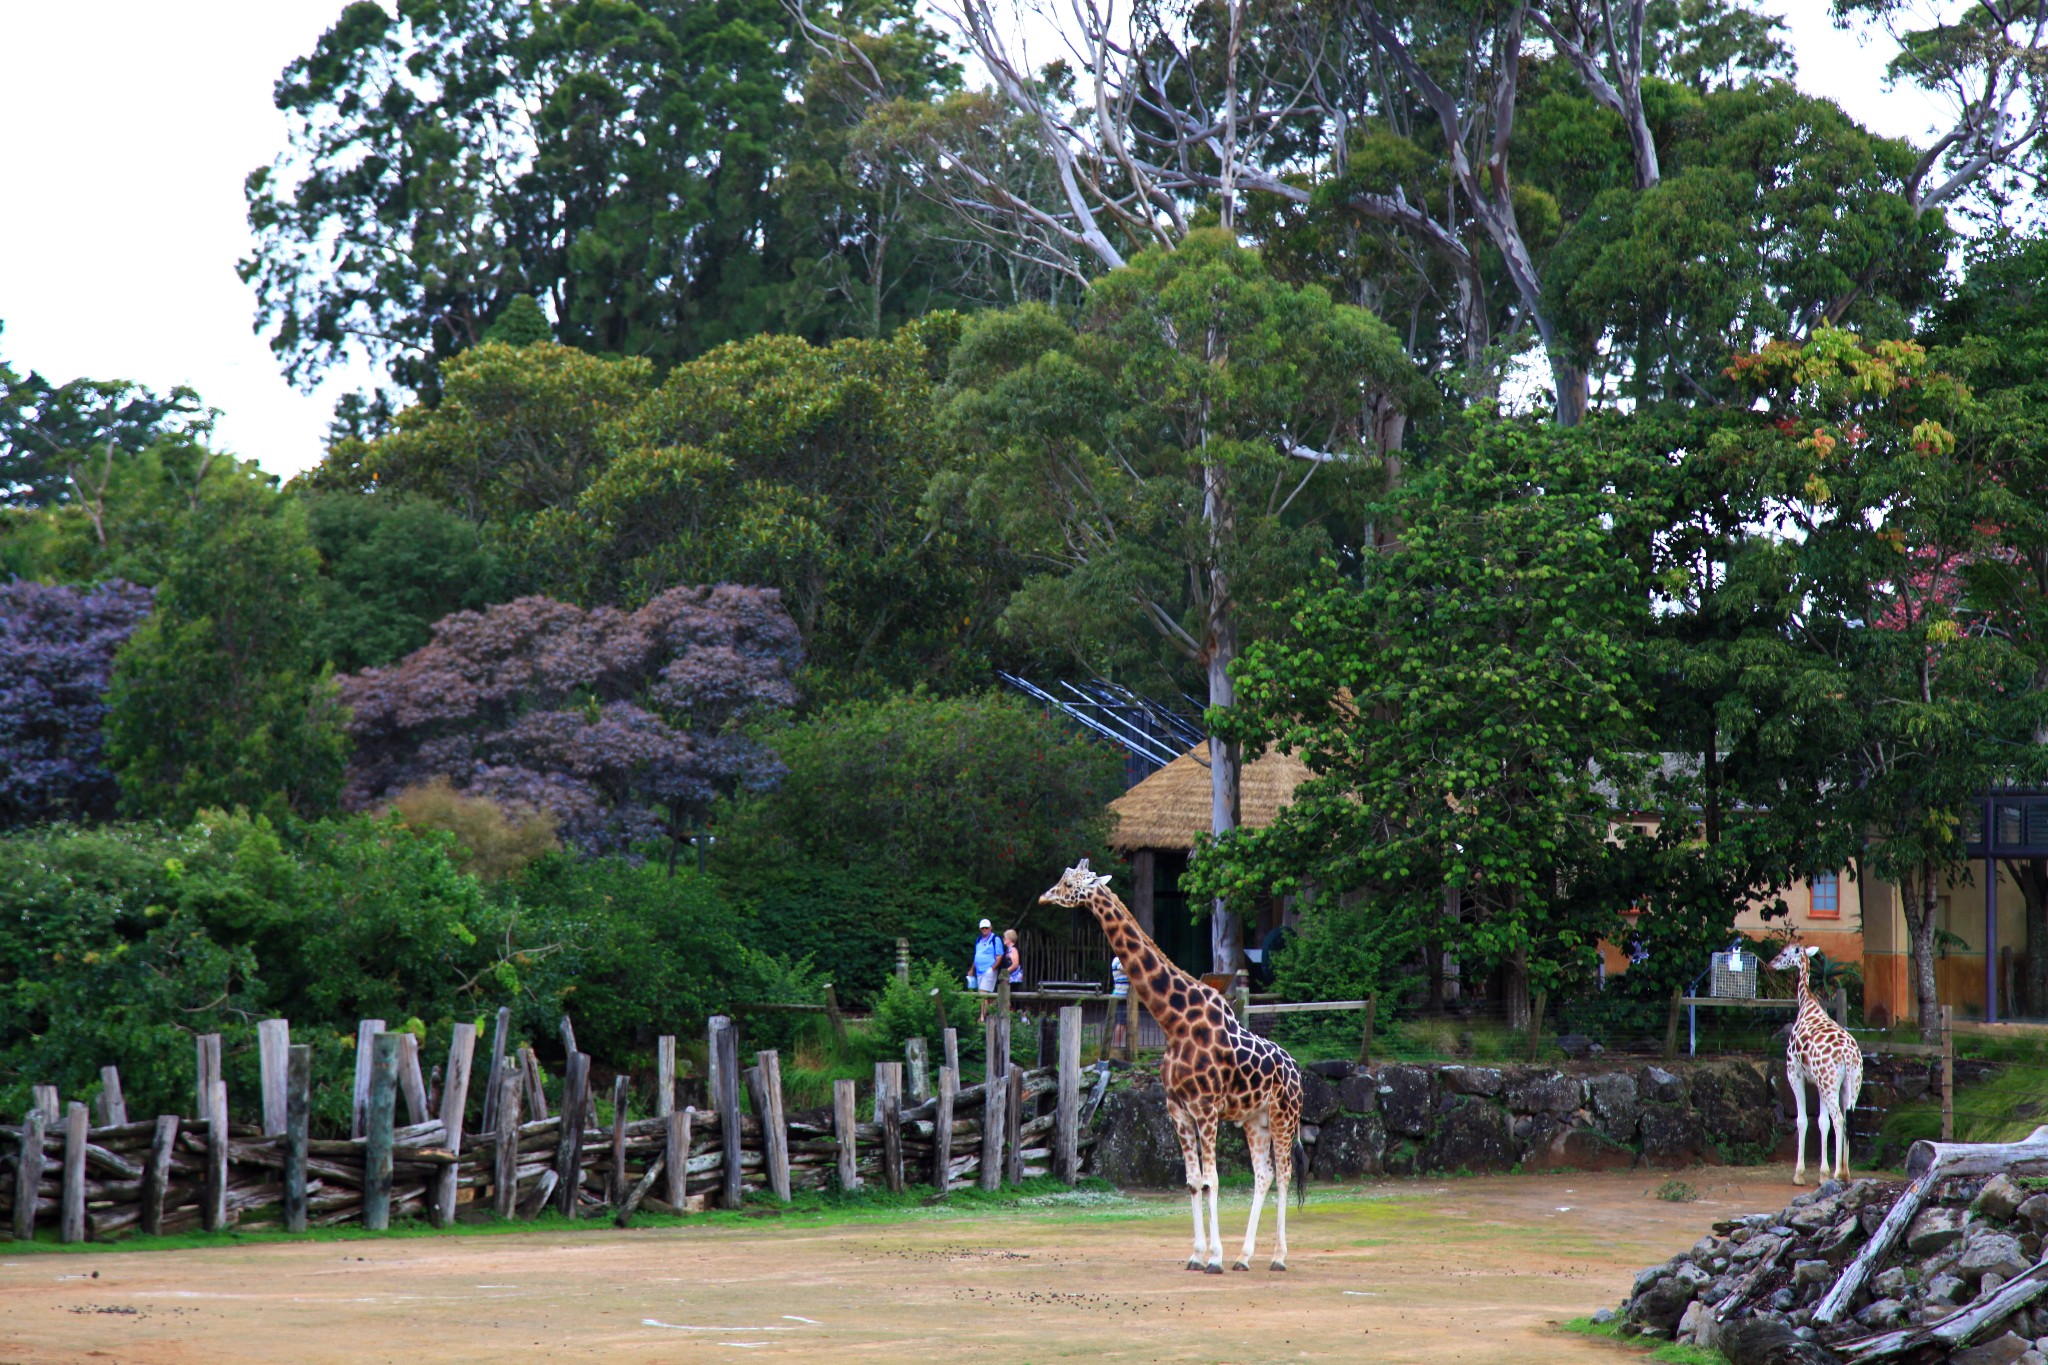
[
  {"left": 1878, "top": 1027, "right": 2048, "bottom": 1149},
  {"left": 1655, "top": 1179, "right": 1698, "bottom": 1203},
  {"left": 1561, "top": 1316, "right": 1730, "bottom": 1364},
  {"left": 1, "top": 1176, "right": 1131, "bottom": 1256}
]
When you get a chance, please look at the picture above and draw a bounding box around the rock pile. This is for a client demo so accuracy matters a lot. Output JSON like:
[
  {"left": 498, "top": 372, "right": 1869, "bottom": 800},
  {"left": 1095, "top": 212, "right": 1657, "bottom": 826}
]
[{"left": 1610, "top": 1174, "right": 2048, "bottom": 1365}]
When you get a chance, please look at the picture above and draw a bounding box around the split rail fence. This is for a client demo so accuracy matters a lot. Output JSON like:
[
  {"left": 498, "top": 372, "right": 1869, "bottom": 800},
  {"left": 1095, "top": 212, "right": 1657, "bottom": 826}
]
[{"left": 1, "top": 1006, "right": 1097, "bottom": 1245}]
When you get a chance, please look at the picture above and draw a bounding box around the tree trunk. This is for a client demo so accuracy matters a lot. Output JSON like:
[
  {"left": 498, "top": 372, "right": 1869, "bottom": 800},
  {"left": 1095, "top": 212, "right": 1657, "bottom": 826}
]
[
  {"left": 1205, "top": 458, "right": 1245, "bottom": 977},
  {"left": 2014, "top": 857, "right": 2048, "bottom": 1018},
  {"left": 1903, "top": 861, "right": 1944, "bottom": 1043},
  {"left": 1502, "top": 944, "right": 1532, "bottom": 1032}
]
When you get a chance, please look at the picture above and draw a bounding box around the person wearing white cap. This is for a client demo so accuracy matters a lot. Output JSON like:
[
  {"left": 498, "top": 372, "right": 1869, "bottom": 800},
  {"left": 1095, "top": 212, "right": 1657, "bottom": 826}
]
[{"left": 971, "top": 918, "right": 1001, "bottom": 1017}]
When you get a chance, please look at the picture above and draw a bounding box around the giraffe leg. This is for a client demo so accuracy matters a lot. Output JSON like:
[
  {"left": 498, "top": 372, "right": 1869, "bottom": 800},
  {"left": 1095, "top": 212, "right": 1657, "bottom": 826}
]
[
  {"left": 1811, "top": 1085, "right": 1833, "bottom": 1190},
  {"left": 1234, "top": 1112, "right": 1273, "bottom": 1271},
  {"left": 1787, "top": 1059, "right": 1809, "bottom": 1185},
  {"left": 1169, "top": 1103, "right": 1206, "bottom": 1270},
  {"left": 1837, "top": 1059, "right": 1863, "bottom": 1181},
  {"left": 1198, "top": 1116, "right": 1224, "bottom": 1273},
  {"left": 1270, "top": 1112, "right": 1294, "bottom": 1271}
]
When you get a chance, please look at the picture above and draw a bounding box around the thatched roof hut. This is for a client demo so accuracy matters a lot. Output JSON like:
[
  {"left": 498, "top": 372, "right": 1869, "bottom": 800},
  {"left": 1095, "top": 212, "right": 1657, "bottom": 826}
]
[{"left": 1108, "top": 745, "right": 1313, "bottom": 851}]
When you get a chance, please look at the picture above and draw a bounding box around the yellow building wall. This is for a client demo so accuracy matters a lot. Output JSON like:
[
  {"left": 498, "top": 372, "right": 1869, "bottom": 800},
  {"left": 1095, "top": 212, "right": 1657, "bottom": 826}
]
[{"left": 1855, "top": 862, "right": 2039, "bottom": 1025}]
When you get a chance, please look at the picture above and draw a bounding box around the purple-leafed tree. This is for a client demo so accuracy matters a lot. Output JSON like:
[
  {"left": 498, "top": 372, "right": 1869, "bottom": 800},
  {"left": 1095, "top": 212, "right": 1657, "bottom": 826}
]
[
  {"left": 339, "top": 584, "right": 801, "bottom": 854},
  {"left": 0, "top": 579, "right": 155, "bottom": 826}
]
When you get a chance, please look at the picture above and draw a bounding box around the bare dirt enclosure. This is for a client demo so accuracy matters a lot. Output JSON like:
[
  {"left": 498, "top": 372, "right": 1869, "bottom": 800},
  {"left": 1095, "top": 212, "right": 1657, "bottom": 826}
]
[{"left": 0, "top": 1168, "right": 1804, "bottom": 1364}]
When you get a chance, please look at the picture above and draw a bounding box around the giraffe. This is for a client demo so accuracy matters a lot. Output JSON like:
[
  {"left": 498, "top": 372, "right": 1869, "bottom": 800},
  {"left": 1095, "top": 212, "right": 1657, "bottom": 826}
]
[
  {"left": 1769, "top": 942, "right": 1864, "bottom": 1184},
  {"left": 1039, "top": 859, "right": 1304, "bottom": 1272}
]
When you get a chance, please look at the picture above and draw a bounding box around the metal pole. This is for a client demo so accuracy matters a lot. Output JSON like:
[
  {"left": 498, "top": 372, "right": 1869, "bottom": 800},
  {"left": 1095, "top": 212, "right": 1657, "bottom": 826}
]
[{"left": 1987, "top": 794, "right": 1999, "bottom": 1022}]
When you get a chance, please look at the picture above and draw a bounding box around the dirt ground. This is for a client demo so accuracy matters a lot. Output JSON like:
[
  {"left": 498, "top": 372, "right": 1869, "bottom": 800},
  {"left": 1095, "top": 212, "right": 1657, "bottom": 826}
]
[{"left": 0, "top": 1165, "right": 1809, "bottom": 1365}]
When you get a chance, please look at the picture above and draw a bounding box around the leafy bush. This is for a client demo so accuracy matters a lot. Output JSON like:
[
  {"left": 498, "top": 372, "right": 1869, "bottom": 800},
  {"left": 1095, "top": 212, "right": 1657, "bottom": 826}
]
[
  {"left": 870, "top": 960, "right": 984, "bottom": 1062},
  {"left": 722, "top": 862, "right": 988, "bottom": 1007},
  {"left": 390, "top": 777, "right": 559, "bottom": 880}
]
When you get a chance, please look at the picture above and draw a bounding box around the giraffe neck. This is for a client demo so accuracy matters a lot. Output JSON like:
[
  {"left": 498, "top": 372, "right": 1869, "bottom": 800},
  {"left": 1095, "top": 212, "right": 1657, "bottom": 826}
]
[
  {"left": 1791, "top": 955, "right": 1831, "bottom": 1040},
  {"left": 1081, "top": 887, "right": 1209, "bottom": 1039}
]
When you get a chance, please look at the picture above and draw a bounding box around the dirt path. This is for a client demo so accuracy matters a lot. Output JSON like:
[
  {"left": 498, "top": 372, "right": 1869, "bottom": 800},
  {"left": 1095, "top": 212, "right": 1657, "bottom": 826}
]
[{"left": 0, "top": 1166, "right": 1807, "bottom": 1364}]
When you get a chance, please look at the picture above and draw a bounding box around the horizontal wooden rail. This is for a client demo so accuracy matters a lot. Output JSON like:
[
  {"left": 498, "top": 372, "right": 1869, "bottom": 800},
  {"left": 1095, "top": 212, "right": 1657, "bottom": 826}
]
[
  {"left": 1678, "top": 996, "right": 1797, "bottom": 1010},
  {"left": 1245, "top": 999, "right": 1370, "bottom": 1016}
]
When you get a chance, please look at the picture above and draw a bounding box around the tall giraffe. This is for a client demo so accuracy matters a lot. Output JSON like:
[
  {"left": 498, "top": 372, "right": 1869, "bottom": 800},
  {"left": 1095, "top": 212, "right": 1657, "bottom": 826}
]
[
  {"left": 1769, "top": 942, "right": 1863, "bottom": 1184},
  {"left": 1040, "top": 860, "right": 1304, "bottom": 1271}
]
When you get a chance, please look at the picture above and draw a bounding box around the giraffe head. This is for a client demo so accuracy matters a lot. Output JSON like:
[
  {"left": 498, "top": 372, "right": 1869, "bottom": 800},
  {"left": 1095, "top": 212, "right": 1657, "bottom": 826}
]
[
  {"left": 1769, "top": 943, "right": 1819, "bottom": 974},
  {"left": 1039, "top": 858, "right": 1112, "bottom": 907}
]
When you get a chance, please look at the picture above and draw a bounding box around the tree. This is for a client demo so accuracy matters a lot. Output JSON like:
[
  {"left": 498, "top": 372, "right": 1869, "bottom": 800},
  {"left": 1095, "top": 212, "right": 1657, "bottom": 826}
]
[
  {"left": 243, "top": 0, "right": 958, "bottom": 400},
  {"left": 0, "top": 579, "right": 154, "bottom": 828},
  {"left": 1189, "top": 417, "right": 1655, "bottom": 1024},
  {"left": 1722, "top": 328, "right": 2027, "bottom": 1038},
  {"left": 519, "top": 317, "right": 1010, "bottom": 696},
  {"left": 717, "top": 690, "right": 1125, "bottom": 913},
  {"left": 302, "top": 491, "right": 509, "bottom": 673},
  {"left": 939, "top": 232, "right": 1421, "bottom": 970},
  {"left": 104, "top": 464, "right": 348, "bottom": 825},
  {"left": 338, "top": 585, "right": 802, "bottom": 855}
]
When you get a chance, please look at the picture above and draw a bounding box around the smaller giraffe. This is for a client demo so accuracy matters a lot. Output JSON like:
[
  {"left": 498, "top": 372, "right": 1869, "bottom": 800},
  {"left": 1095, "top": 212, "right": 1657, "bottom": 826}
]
[{"left": 1769, "top": 943, "right": 1863, "bottom": 1184}]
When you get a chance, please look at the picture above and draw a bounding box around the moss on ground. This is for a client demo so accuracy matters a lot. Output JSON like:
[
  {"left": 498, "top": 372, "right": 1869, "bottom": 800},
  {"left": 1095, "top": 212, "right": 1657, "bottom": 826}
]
[{"left": 1561, "top": 1316, "right": 1730, "bottom": 1364}]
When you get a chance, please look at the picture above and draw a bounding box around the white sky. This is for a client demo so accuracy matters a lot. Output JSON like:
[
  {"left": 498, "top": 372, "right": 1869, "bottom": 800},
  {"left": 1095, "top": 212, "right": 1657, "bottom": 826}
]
[{"left": 0, "top": 2, "right": 1948, "bottom": 483}]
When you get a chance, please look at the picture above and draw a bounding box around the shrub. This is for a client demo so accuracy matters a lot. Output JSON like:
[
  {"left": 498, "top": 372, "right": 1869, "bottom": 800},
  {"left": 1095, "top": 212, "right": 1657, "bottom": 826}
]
[
  {"left": 390, "top": 776, "right": 558, "bottom": 880},
  {"left": 870, "top": 960, "right": 984, "bottom": 1061}
]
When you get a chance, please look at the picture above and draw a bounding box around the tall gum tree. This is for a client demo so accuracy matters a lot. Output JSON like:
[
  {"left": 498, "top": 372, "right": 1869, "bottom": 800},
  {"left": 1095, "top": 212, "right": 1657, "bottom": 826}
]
[{"left": 937, "top": 232, "right": 1423, "bottom": 971}]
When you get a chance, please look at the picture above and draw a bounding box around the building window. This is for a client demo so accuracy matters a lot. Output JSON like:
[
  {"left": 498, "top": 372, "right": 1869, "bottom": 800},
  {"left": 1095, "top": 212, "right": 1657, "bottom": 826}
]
[{"left": 1810, "top": 872, "right": 1840, "bottom": 919}]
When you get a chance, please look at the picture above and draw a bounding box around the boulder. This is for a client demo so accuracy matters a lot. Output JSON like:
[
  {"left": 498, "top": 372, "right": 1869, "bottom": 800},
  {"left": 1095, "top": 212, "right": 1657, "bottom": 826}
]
[
  {"left": 1299, "top": 1068, "right": 1341, "bottom": 1125},
  {"left": 1639, "top": 1065, "right": 1687, "bottom": 1105},
  {"left": 1977, "top": 1174, "right": 2028, "bottom": 1222},
  {"left": 1505, "top": 1069, "right": 1582, "bottom": 1115},
  {"left": 1088, "top": 1082, "right": 1185, "bottom": 1188},
  {"left": 1720, "top": 1316, "right": 1845, "bottom": 1365},
  {"left": 1872, "top": 1267, "right": 1908, "bottom": 1297},
  {"left": 1905, "top": 1205, "right": 1969, "bottom": 1256},
  {"left": 1628, "top": 1273, "right": 1697, "bottom": 1330},
  {"left": 1792, "top": 1259, "right": 1831, "bottom": 1287},
  {"left": 2018, "top": 1193, "right": 2048, "bottom": 1231},
  {"left": 1639, "top": 1102, "right": 1708, "bottom": 1167},
  {"left": 1378, "top": 1066, "right": 1433, "bottom": 1138},
  {"left": 1307, "top": 1059, "right": 1353, "bottom": 1080},
  {"left": 1693, "top": 1061, "right": 1778, "bottom": 1155},
  {"left": 1311, "top": 1112, "right": 1385, "bottom": 1180},
  {"left": 1854, "top": 1299, "right": 1908, "bottom": 1330},
  {"left": 1586, "top": 1072, "right": 1640, "bottom": 1145},
  {"left": 1556, "top": 1032, "right": 1601, "bottom": 1060},
  {"left": 1926, "top": 1273, "right": 1968, "bottom": 1304},
  {"left": 1438, "top": 1065, "right": 1505, "bottom": 1098},
  {"left": 1962, "top": 1230, "right": 2033, "bottom": 1283},
  {"left": 1953, "top": 1334, "right": 2034, "bottom": 1365},
  {"left": 1338, "top": 1073, "right": 1379, "bottom": 1115},
  {"left": 1425, "top": 1096, "right": 1514, "bottom": 1173}
]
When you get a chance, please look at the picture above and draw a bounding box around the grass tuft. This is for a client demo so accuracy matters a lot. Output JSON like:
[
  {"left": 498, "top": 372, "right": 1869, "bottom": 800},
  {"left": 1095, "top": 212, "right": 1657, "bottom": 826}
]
[{"left": 1561, "top": 1316, "right": 1730, "bottom": 1364}]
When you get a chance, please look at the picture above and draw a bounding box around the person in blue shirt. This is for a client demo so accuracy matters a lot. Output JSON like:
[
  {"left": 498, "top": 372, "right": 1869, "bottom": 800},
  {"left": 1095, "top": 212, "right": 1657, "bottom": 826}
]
[
  {"left": 971, "top": 919, "right": 1000, "bottom": 1018},
  {"left": 1109, "top": 955, "right": 1131, "bottom": 1056}
]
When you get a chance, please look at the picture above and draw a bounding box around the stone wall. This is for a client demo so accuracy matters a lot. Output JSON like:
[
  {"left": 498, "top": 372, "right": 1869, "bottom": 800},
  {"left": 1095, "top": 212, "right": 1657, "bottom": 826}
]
[{"left": 1088, "top": 1058, "right": 1860, "bottom": 1188}]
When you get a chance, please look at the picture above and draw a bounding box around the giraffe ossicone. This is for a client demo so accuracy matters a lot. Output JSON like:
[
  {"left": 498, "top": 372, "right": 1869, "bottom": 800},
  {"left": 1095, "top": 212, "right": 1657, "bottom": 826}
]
[{"left": 1040, "top": 859, "right": 1304, "bottom": 1272}]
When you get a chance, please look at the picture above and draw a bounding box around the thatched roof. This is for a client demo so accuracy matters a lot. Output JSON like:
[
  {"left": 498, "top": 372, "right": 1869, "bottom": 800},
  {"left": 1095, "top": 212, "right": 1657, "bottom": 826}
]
[{"left": 1108, "top": 745, "right": 1313, "bottom": 852}]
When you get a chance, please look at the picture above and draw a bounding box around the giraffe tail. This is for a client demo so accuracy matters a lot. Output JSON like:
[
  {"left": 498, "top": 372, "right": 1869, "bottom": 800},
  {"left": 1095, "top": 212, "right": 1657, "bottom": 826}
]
[{"left": 1293, "top": 1135, "right": 1309, "bottom": 1209}]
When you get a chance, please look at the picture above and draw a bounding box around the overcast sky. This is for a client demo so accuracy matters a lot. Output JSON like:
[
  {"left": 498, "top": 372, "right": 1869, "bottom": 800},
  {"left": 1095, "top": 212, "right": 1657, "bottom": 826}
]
[{"left": 0, "top": 2, "right": 1949, "bottom": 482}]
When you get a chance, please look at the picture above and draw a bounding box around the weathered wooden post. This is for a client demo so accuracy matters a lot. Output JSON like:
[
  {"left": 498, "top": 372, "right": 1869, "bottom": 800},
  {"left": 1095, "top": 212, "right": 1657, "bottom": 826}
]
[
  {"left": 285, "top": 1044, "right": 310, "bottom": 1233},
  {"left": 141, "top": 1115, "right": 178, "bottom": 1237},
  {"left": 30, "top": 1085, "right": 59, "bottom": 1124},
  {"left": 1056, "top": 1005, "right": 1081, "bottom": 1184},
  {"left": 95, "top": 1066, "right": 127, "bottom": 1129},
  {"left": 876, "top": 1062, "right": 904, "bottom": 1193},
  {"left": 656, "top": 1035, "right": 677, "bottom": 1118},
  {"left": 1527, "top": 990, "right": 1547, "bottom": 1063},
  {"left": 757, "top": 1051, "right": 790, "bottom": 1203},
  {"left": 933, "top": 1066, "right": 956, "bottom": 1194},
  {"left": 520, "top": 1046, "right": 550, "bottom": 1120},
  {"left": 204, "top": 1078, "right": 229, "bottom": 1232},
  {"left": 905, "top": 1037, "right": 930, "bottom": 1104},
  {"left": 709, "top": 1016, "right": 743, "bottom": 1208},
  {"left": 480, "top": 1006, "right": 511, "bottom": 1134},
  {"left": 980, "top": 1046, "right": 1007, "bottom": 1193},
  {"left": 997, "top": 970, "right": 1012, "bottom": 1021},
  {"left": 364, "top": 1032, "right": 400, "bottom": 1230},
  {"left": 492, "top": 1069, "right": 522, "bottom": 1220},
  {"left": 258, "top": 1018, "right": 290, "bottom": 1136},
  {"left": 824, "top": 985, "right": 847, "bottom": 1046},
  {"left": 942, "top": 1026, "right": 959, "bottom": 1078},
  {"left": 832, "top": 1079, "right": 859, "bottom": 1191},
  {"left": 931, "top": 987, "right": 948, "bottom": 1041},
  {"left": 988, "top": 1014, "right": 1010, "bottom": 1088},
  {"left": 1662, "top": 987, "right": 1683, "bottom": 1061},
  {"left": 397, "top": 1033, "right": 430, "bottom": 1127},
  {"left": 195, "top": 1032, "right": 222, "bottom": 1122},
  {"left": 553, "top": 1051, "right": 591, "bottom": 1217},
  {"left": 12, "top": 1108, "right": 46, "bottom": 1241},
  {"left": 1357, "top": 996, "right": 1377, "bottom": 1064},
  {"left": 351, "top": 1019, "right": 386, "bottom": 1139},
  {"left": 664, "top": 1108, "right": 691, "bottom": 1212},
  {"left": 1231, "top": 972, "right": 1250, "bottom": 1026},
  {"left": 434, "top": 1023, "right": 476, "bottom": 1227},
  {"left": 1004, "top": 1065, "right": 1025, "bottom": 1185},
  {"left": 59, "top": 1103, "right": 88, "bottom": 1244},
  {"left": 558, "top": 1014, "right": 578, "bottom": 1060},
  {"left": 608, "top": 1075, "right": 631, "bottom": 1207},
  {"left": 896, "top": 937, "right": 911, "bottom": 983}
]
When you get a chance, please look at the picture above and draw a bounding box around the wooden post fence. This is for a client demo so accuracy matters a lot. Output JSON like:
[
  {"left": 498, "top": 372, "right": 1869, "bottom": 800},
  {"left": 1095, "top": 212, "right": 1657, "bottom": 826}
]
[
  {"left": 553, "top": 1051, "right": 591, "bottom": 1217},
  {"left": 1663, "top": 987, "right": 1683, "bottom": 1061},
  {"left": 709, "top": 1016, "right": 743, "bottom": 1209},
  {"left": 257, "top": 1019, "right": 290, "bottom": 1136},
  {"left": 876, "top": 1062, "right": 904, "bottom": 1194},
  {"left": 609, "top": 1075, "right": 631, "bottom": 1206},
  {"left": 664, "top": 1109, "right": 690, "bottom": 1211},
  {"left": 1056, "top": 1005, "right": 1081, "bottom": 1184},
  {"left": 833, "top": 1079, "right": 859, "bottom": 1191},
  {"left": 934, "top": 1066, "right": 956, "bottom": 1194},
  {"left": 480, "top": 1006, "right": 511, "bottom": 1134},
  {"left": 435, "top": 1023, "right": 476, "bottom": 1227},
  {"left": 363, "top": 1032, "right": 400, "bottom": 1231},
  {"left": 12, "top": 1108, "right": 45, "bottom": 1241},
  {"left": 397, "top": 1033, "right": 430, "bottom": 1127},
  {"left": 905, "top": 1037, "right": 930, "bottom": 1104},
  {"left": 756, "top": 1051, "right": 790, "bottom": 1203},
  {"left": 981, "top": 1018, "right": 1007, "bottom": 1192},
  {"left": 656, "top": 1035, "right": 676, "bottom": 1117},
  {"left": 1004, "top": 1064, "right": 1025, "bottom": 1186},
  {"left": 96, "top": 1066, "right": 127, "bottom": 1129},
  {"left": 203, "top": 1079, "right": 228, "bottom": 1233},
  {"left": 60, "top": 1103, "right": 87, "bottom": 1244},
  {"left": 284, "top": 1044, "right": 310, "bottom": 1233},
  {"left": 196, "top": 1032, "right": 222, "bottom": 1126},
  {"left": 142, "top": 1114, "right": 177, "bottom": 1237},
  {"left": 492, "top": 1068, "right": 522, "bottom": 1220}
]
